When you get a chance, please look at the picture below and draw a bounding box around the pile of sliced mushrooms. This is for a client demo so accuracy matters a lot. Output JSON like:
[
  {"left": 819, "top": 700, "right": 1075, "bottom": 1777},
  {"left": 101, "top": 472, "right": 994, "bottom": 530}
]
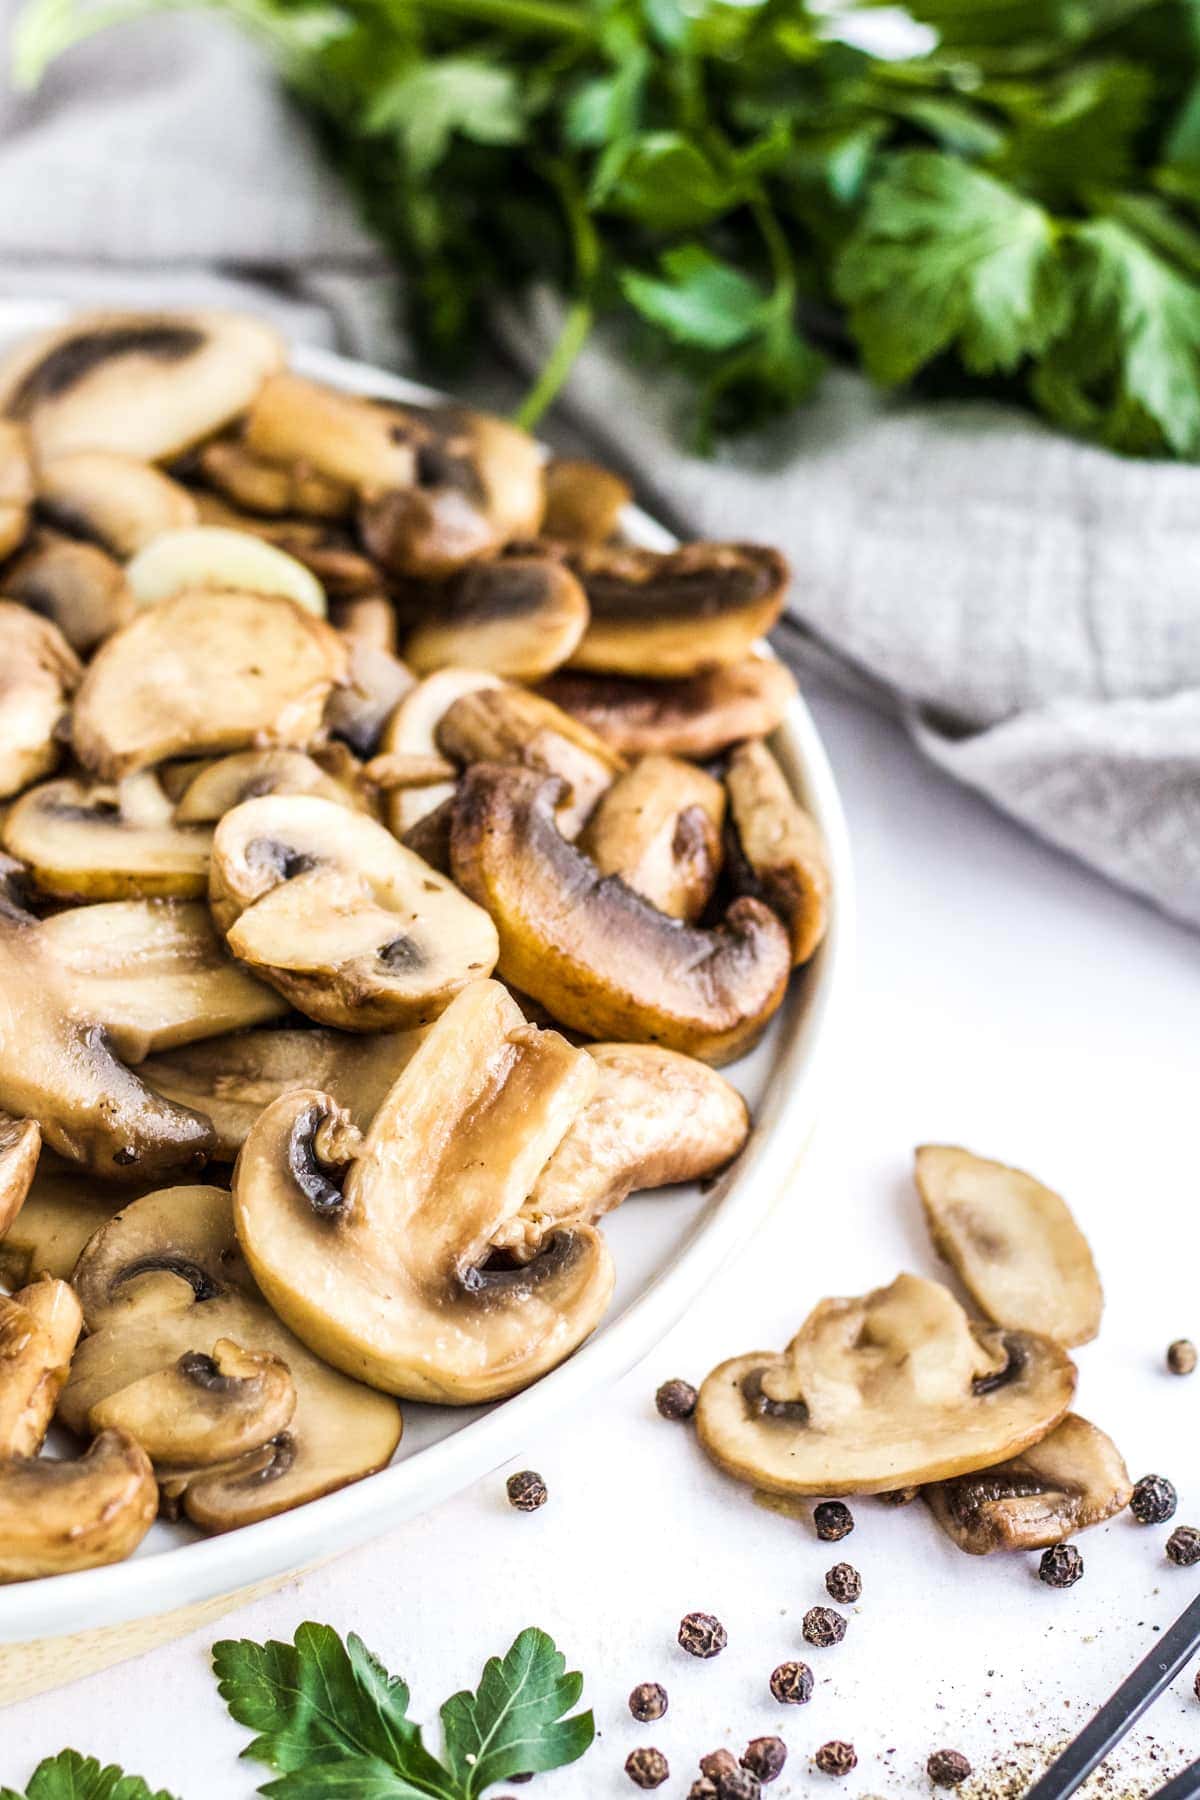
[
  {"left": 0, "top": 309, "right": 831, "bottom": 1580},
  {"left": 698, "top": 1145, "right": 1135, "bottom": 1558}
]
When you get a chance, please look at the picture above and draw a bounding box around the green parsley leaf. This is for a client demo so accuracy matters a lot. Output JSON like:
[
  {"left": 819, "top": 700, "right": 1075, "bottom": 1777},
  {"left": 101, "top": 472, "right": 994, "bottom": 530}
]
[
  {"left": 439, "top": 1627, "right": 593, "bottom": 1796},
  {"left": 620, "top": 245, "right": 770, "bottom": 350},
  {"left": 0, "top": 1749, "right": 178, "bottom": 1800},
  {"left": 590, "top": 132, "right": 738, "bottom": 231},
  {"left": 988, "top": 59, "right": 1153, "bottom": 203},
  {"left": 366, "top": 60, "right": 524, "bottom": 176}
]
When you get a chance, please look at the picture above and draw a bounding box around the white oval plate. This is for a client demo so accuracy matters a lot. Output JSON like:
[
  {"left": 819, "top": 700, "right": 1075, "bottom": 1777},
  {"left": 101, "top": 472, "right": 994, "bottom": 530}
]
[{"left": 0, "top": 301, "right": 855, "bottom": 1642}]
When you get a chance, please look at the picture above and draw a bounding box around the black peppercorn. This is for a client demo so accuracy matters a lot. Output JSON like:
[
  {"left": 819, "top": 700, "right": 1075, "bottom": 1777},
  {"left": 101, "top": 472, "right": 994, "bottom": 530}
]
[
  {"left": 742, "top": 1736, "right": 787, "bottom": 1783},
  {"left": 679, "top": 1612, "right": 727, "bottom": 1658},
  {"left": 714, "top": 1770, "right": 761, "bottom": 1800},
  {"left": 629, "top": 1681, "right": 668, "bottom": 1722},
  {"left": 626, "top": 1747, "right": 669, "bottom": 1789},
  {"left": 769, "top": 1660, "right": 813, "bottom": 1704},
  {"left": 1039, "top": 1543, "right": 1084, "bottom": 1588},
  {"left": 815, "top": 1741, "right": 857, "bottom": 1777},
  {"left": 813, "top": 1500, "right": 855, "bottom": 1541},
  {"left": 1168, "top": 1339, "right": 1197, "bottom": 1376},
  {"left": 656, "top": 1378, "right": 698, "bottom": 1420},
  {"left": 1167, "top": 1526, "right": 1200, "bottom": 1567},
  {"left": 505, "top": 1470, "right": 547, "bottom": 1512},
  {"left": 803, "top": 1605, "right": 847, "bottom": 1648},
  {"left": 1131, "top": 1474, "right": 1178, "bottom": 1525},
  {"left": 877, "top": 1485, "right": 920, "bottom": 1507},
  {"left": 825, "top": 1563, "right": 861, "bottom": 1605},
  {"left": 928, "top": 1749, "right": 973, "bottom": 1787},
  {"left": 700, "top": 1751, "right": 740, "bottom": 1784}
]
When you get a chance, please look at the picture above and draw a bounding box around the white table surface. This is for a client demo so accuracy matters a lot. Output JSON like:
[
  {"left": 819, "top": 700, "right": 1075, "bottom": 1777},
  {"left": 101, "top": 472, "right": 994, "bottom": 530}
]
[{"left": 5, "top": 672, "right": 1199, "bottom": 1799}]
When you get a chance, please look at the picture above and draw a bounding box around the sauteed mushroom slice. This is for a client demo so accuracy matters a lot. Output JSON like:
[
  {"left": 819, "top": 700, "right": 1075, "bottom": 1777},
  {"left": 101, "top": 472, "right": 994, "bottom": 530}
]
[
  {"left": 451, "top": 764, "right": 791, "bottom": 1063},
  {"left": 4, "top": 770, "right": 212, "bottom": 899},
  {"left": 174, "top": 749, "right": 365, "bottom": 824},
  {"left": 73, "top": 590, "right": 348, "bottom": 780},
  {"left": 62, "top": 1184, "right": 401, "bottom": 1528},
  {"left": 0, "top": 1168, "right": 129, "bottom": 1285},
  {"left": 37, "top": 452, "right": 198, "bottom": 558},
  {"left": 0, "top": 310, "right": 284, "bottom": 461},
  {"left": 494, "top": 1044, "right": 749, "bottom": 1257},
  {"left": 330, "top": 595, "right": 398, "bottom": 654},
  {"left": 579, "top": 755, "right": 725, "bottom": 922},
  {"left": 378, "top": 667, "right": 501, "bottom": 835},
  {"left": 243, "top": 373, "right": 419, "bottom": 493},
  {"left": 325, "top": 638, "right": 414, "bottom": 759},
  {"left": 925, "top": 1413, "right": 1133, "bottom": 1555},
  {"left": 234, "top": 979, "right": 611, "bottom": 1402},
  {"left": 696, "top": 1274, "right": 1077, "bottom": 1496},
  {"left": 437, "top": 686, "right": 623, "bottom": 839},
  {"left": 125, "top": 524, "right": 326, "bottom": 617},
  {"left": 915, "top": 1146, "right": 1103, "bottom": 1349},
  {"left": 0, "top": 603, "right": 80, "bottom": 800},
  {"left": 197, "top": 437, "right": 353, "bottom": 521},
  {"left": 210, "top": 795, "right": 498, "bottom": 1030},
  {"left": 0, "top": 420, "right": 34, "bottom": 559},
  {"left": 566, "top": 544, "right": 787, "bottom": 679},
  {"left": 541, "top": 458, "right": 630, "bottom": 547},
  {"left": 725, "top": 740, "right": 830, "bottom": 966},
  {"left": 405, "top": 557, "right": 589, "bottom": 682},
  {"left": 90, "top": 1338, "right": 296, "bottom": 1468},
  {"left": 0, "top": 1115, "right": 41, "bottom": 1239},
  {"left": 541, "top": 656, "right": 797, "bottom": 759},
  {"left": 0, "top": 1279, "right": 82, "bottom": 1456},
  {"left": 5, "top": 531, "right": 132, "bottom": 654}
]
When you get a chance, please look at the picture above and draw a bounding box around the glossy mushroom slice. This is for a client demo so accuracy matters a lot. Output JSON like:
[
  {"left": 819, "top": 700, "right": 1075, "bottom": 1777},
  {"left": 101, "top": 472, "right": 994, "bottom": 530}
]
[
  {"left": 405, "top": 556, "right": 589, "bottom": 682},
  {"left": 541, "top": 655, "right": 797, "bottom": 759},
  {"left": 173, "top": 749, "right": 366, "bottom": 824},
  {"left": 696, "top": 1274, "right": 1076, "bottom": 1497},
  {"left": 579, "top": 754, "right": 725, "bottom": 922},
  {"left": 4, "top": 531, "right": 132, "bottom": 654},
  {"left": 141, "top": 1024, "right": 424, "bottom": 1159},
  {"left": 125, "top": 525, "right": 325, "bottom": 618},
  {"left": 72, "top": 590, "right": 347, "bottom": 780},
  {"left": 4, "top": 770, "right": 213, "bottom": 899},
  {"left": 437, "top": 685, "right": 623, "bottom": 839},
  {"left": 0, "top": 420, "right": 34, "bottom": 559},
  {"left": 324, "top": 638, "right": 415, "bottom": 759},
  {"left": 566, "top": 543, "right": 787, "bottom": 678},
  {"left": 493, "top": 1044, "right": 749, "bottom": 1258},
  {"left": 37, "top": 452, "right": 198, "bottom": 557},
  {"left": 924, "top": 1413, "right": 1133, "bottom": 1555},
  {"left": 0, "top": 310, "right": 284, "bottom": 461},
  {"left": 0, "top": 1167, "right": 131, "bottom": 1286},
  {"left": 0, "top": 602, "right": 80, "bottom": 799},
  {"left": 914, "top": 1145, "right": 1103, "bottom": 1349},
  {"left": 243, "top": 372, "right": 420, "bottom": 494},
  {"left": 210, "top": 795, "right": 498, "bottom": 1030},
  {"left": 90, "top": 1339, "right": 296, "bottom": 1468},
  {"left": 60, "top": 1184, "right": 402, "bottom": 1530},
  {"left": 541, "top": 458, "right": 630, "bottom": 547},
  {"left": 450, "top": 764, "right": 791, "bottom": 1064},
  {"left": 725, "top": 739, "right": 830, "bottom": 965},
  {"left": 0, "top": 1115, "right": 41, "bottom": 1240},
  {"left": 378, "top": 667, "right": 501, "bottom": 835},
  {"left": 0, "top": 1278, "right": 81, "bottom": 1456},
  {"left": 233, "top": 979, "right": 613, "bottom": 1403},
  {"left": 197, "top": 437, "right": 354, "bottom": 522}
]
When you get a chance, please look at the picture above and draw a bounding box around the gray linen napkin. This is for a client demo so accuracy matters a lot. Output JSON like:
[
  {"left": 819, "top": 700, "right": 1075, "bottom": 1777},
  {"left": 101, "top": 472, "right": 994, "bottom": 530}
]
[{"left": 4, "top": 6, "right": 1200, "bottom": 928}]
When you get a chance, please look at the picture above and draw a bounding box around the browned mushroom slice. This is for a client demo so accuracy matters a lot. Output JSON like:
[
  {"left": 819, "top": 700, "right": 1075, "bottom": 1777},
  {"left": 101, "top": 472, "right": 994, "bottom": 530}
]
[
  {"left": 696, "top": 1274, "right": 1076, "bottom": 1497},
  {"left": 541, "top": 458, "right": 631, "bottom": 547},
  {"left": 451, "top": 764, "right": 791, "bottom": 1064},
  {"left": 0, "top": 1279, "right": 82, "bottom": 1456},
  {"left": 330, "top": 595, "right": 398, "bottom": 654},
  {"left": 197, "top": 437, "right": 354, "bottom": 521},
  {"left": 0, "top": 310, "right": 284, "bottom": 461},
  {"left": 37, "top": 452, "right": 199, "bottom": 557},
  {"left": 378, "top": 667, "right": 501, "bottom": 836},
  {"left": 141, "top": 1024, "right": 424, "bottom": 1158},
  {"left": 405, "top": 557, "right": 589, "bottom": 683},
  {"left": 914, "top": 1145, "right": 1103, "bottom": 1349},
  {"left": 541, "top": 655, "right": 797, "bottom": 759},
  {"left": 437, "top": 685, "right": 623, "bottom": 839},
  {"left": 0, "top": 420, "right": 34, "bottom": 559},
  {"left": 493, "top": 1044, "right": 749, "bottom": 1258},
  {"left": 0, "top": 1115, "right": 41, "bottom": 1240},
  {"left": 725, "top": 739, "right": 830, "bottom": 965},
  {"left": 0, "top": 602, "right": 80, "bottom": 799},
  {"left": 5, "top": 531, "right": 133, "bottom": 654},
  {"left": 173, "top": 749, "right": 366, "bottom": 823},
  {"left": 210, "top": 795, "right": 498, "bottom": 1030},
  {"left": 925, "top": 1413, "right": 1133, "bottom": 1555},
  {"left": 4, "top": 770, "right": 212, "bottom": 899},
  {"left": 579, "top": 754, "right": 725, "bottom": 922},
  {"left": 243, "top": 372, "right": 419, "bottom": 493},
  {"left": 233, "top": 979, "right": 612, "bottom": 1402},
  {"left": 62, "top": 1183, "right": 402, "bottom": 1529},
  {"left": 90, "top": 1338, "right": 296, "bottom": 1467},
  {"left": 0, "top": 1428, "right": 157, "bottom": 1582},
  {"left": 0, "top": 1168, "right": 130, "bottom": 1286},
  {"left": 72, "top": 589, "right": 348, "bottom": 780},
  {"left": 324, "top": 637, "right": 415, "bottom": 758}
]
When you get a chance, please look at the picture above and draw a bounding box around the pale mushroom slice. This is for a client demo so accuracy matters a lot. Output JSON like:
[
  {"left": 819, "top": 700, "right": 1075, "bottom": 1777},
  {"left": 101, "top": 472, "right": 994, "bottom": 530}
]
[
  {"left": 174, "top": 749, "right": 366, "bottom": 824},
  {"left": 0, "top": 1279, "right": 82, "bottom": 1457},
  {"left": 437, "top": 685, "right": 623, "bottom": 839},
  {"left": 0, "top": 603, "right": 80, "bottom": 800},
  {"left": 37, "top": 452, "right": 198, "bottom": 557},
  {"left": 197, "top": 437, "right": 354, "bottom": 521},
  {"left": 4, "top": 531, "right": 132, "bottom": 654},
  {"left": 405, "top": 556, "right": 589, "bottom": 682},
  {"left": 0, "top": 310, "right": 284, "bottom": 461},
  {"left": 210, "top": 795, "right": 498, "bottom": 1030},
  {"left": 378, "top": 667, "right": 502, "bottom": 835},
  {"left": 72, "top": 589, "right": 348, "bottom": 780},
  {"left": 4, "top": 770, "right": 213, "bottom": 899},
  {"left": 0, "top": 420, "right": 34, "bottom": 559},
  {"left": 36, "top": 897, "right": 288, "bottom": 1062},
  {"left": 233, "top": 979, "right": 612, "bottom": 1403},
  {"left": 579, "top": 754, "right": 725, "bottom": 922},
  {"left": 0, "top": 1168, "right": 130, "bottom": 1286},
  {"left": 541, "top": 655, "right": 797, "bottom": 759},
  {"left": 914, "top": 1145, "right": 1103, "bottom": 1349},
  {"left": 493, "top": 1044, "right": 750, "bottom": 1259},
  {"left": 541, "top": 458, "right": 630, "bottom": 547},
  {"left": 450, "top": 764, "right": 791, "bottom": 1064},
  {"left": 90, "top": 1339, "right": 296, "bottom": 1468},
  {"left": 696, "top": 1274, "right": 1077, "bottom": 1497},
  {"left": 125, "top": 525, "right": 326, "bottom": 617},
  {"left": 725, "top": 739, "right": 830, "bottom": 966},
  {"left": 141, "top": 1024, "right": 425, "bottom": 1159},
  {"left": 324, "top": 637, "right": 415, "bottom": 759},
  {"left": 925, "top": 1413, "right": 1133, "bottom": 1555},
  {"left": 61, "top": 1183, "right": 402, "bottom": 1529},
  {"left": 0, "top": 1115, "right": 41, "bottom": 1240}
]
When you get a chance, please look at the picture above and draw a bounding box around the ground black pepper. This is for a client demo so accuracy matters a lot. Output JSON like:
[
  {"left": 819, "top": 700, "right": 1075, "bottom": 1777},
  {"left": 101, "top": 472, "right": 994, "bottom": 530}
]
[
  {"left": 1038, "top": 1543, "right": 1084, "bottom": 1588},
  {"left": 679, "top": 1612, "right": 728, "bottom": 1658},
  {"left": 803, "top": 1606, "right": 847, "bottom": 1647},
  {"left": 1167, "top": 1339, "right": 1197, "bottom": 1376},
  {"left": 505, "top": 1470, "right": 547, "bottom": 1511},
  {"left": 626, "top": 1747, "right": 669, "bottom": 1789},
  {"left": 825, "top": 1563, "right": 862, "bottom": 1604},
  {"left": 815, "top": 1741, "right": 857, "bottom": 1777},
  {"left": 629, "top": 1682, "right": 668, "bottom": 1721},
  {"left": 742, "top": 1736, "right": 787, "bottom": 1783},
  {"left": 1131, "top": 1475, "right": 1178, "bottom": 1525},
  {"left": 928, "top": 1749, "right": 973, "bottom": 1786},
  {"left": 813, "top": 1500, "right": 855, "bottom": 1541},
  {"left": 656, "top": 1378, "right": 699, "bottom": 1420},
  {"left": 1166, "top": 1526, "right": 1200, "bottom": 1567},
  {"left": 769, "top": 1661, "right": 814, "bottom": 1704}
]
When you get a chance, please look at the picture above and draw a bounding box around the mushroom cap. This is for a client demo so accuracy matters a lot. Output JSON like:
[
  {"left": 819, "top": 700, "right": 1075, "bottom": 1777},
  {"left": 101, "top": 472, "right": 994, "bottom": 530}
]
[
  {"left": 4, "top": 770, "right": 213, "bottom": 900},
  {"left": 696, "top": 1273, "right": 1077, "bottom": 1496},
  {"left": 437, "top": 685, "right": 623, "bottom": 839},
  {"left": 579, "top": 754, "right": 726, "bottom": 922},
  {"left": 0, "top": 601, "right": 81, "bottom": 800},
  {"left": 210, "top": 794, "right": 498, "bottom": 1030},
  {"left": 233, "top": 979, "right": 614, "bottom": 1403},
  {"left": 379, "top": 666, "right": 501, "bottom": 835},
  {"left": 725, "top": 739, "right": 830, "bottom": 966},
  {"left": 925, "top": 1413, "right": 1133, "bottom": 1555},
  {"left": 541, "top": 655, "right": 797, "bottom": 759},
  {"left": 450, "top": 763, "right": 791, "bottom": 1064},
  {"left": 89, "top": 1338, "right": 297, "bottom": 1468},
  {"left": 405, "top": 556, "right": 589, "bottom": 683},
  {"left": 37, "top": 451, "right": 199, "bottom": 559},
  {"left": 125, "top": 525, "right": 326, "bottom": 618},
  {"left": 4, "top": 530, "right": 133, "bottom": 656},
  {"left": 0, "top": 1428, "right": 158, "bottom": 1582},
  {"left": 0, "top": 310, "right": 284, "bottom": 462}
]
